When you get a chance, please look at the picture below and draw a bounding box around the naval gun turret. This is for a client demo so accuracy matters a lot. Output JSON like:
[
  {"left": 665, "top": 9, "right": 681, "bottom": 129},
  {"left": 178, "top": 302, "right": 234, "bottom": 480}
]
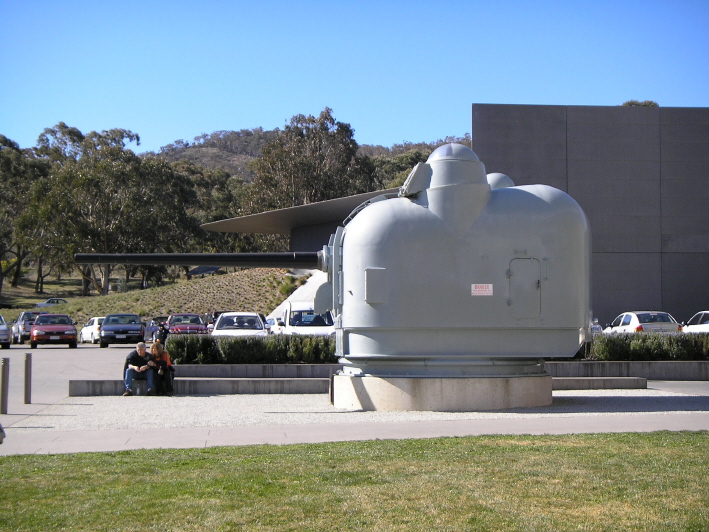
[{"left": 76, "top": 143, "right": 591, "bottom": 411}]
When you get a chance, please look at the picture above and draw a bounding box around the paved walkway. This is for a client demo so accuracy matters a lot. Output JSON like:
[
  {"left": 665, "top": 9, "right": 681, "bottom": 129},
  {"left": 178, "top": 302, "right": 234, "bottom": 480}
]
[{"left": 1, "top": 347, "right": 708, "bottom": 455}]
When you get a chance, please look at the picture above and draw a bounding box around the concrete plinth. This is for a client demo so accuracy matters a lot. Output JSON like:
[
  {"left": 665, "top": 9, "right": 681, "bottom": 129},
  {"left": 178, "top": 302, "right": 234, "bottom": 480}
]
[{"left": 333, "top": 374, "right": 552, "bottom": 411}]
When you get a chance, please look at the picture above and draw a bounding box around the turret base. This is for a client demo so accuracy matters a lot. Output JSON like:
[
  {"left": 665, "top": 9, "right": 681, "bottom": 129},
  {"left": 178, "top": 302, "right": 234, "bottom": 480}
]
[{"left": 332, "top": 374, "right": 552, "bottom": 411}]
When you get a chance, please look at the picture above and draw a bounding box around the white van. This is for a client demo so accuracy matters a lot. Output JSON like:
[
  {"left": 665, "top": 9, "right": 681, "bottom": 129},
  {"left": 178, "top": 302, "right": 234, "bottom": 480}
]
[{"left": 273, "top": 301, "right": 335, "bottom": 336}]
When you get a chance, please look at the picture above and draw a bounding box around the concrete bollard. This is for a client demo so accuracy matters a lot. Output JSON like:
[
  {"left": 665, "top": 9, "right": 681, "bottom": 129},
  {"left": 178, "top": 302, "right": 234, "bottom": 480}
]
[
  {"left": 1, "top": 358, "right": 8, "bottom": 414},
  {"left": 25, "top": 353, "right": 32, "bottom": 404}
]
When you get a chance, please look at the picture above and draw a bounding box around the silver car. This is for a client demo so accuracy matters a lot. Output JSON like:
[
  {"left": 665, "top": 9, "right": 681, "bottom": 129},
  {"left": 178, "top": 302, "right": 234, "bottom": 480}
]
[{"left": 0, "top": 315, "right": 11, "bottom": 349}]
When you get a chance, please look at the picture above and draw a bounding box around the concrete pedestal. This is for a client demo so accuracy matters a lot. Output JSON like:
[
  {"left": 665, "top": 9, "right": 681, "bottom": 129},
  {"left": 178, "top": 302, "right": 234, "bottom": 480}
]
[{"left": 333, "top": 374, "right": 552, "bottom": 411}]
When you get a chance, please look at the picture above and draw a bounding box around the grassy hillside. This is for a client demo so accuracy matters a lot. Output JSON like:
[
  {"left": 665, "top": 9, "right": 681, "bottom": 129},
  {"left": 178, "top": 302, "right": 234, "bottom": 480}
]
[{"left": 0, "top": 268, "right": 298, "bottom": 325}]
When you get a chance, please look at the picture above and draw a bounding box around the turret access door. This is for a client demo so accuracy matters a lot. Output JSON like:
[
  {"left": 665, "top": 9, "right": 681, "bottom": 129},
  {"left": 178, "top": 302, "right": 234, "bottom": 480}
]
[{"left": 508, "top": 258, "right": 541, "bottom": 319}]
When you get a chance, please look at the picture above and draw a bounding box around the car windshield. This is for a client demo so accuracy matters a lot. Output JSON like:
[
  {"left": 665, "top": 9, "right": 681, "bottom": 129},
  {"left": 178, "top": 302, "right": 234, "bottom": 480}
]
[
  {"left": 105, "top": 315, "right": 140, "bottom": 324},
  {"left": 169, "top": 315, "right": 202, "bottom": 325},
  {"left": 36, "top": 315, "right": 71, "bottom": 325},
  {"left": 0, "top": 316, "right": 5, "bottom": 324},
  {"left": 217, "top": 316, "right": 263, "bottom": 330},
  {"left": 289, "top": 311, "right": 333, "bottom": 327},
  {"left": 637, "top": 313, "right": 674, "bottom": 324}
]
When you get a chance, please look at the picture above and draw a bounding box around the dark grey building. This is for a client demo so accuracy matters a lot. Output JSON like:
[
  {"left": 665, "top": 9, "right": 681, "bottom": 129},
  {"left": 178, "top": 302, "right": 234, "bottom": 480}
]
[
  {"left": 471, "top": 103, "right": 709, "bottom": 325},
  {"left": 205, "top": 103, "right": 709, "bottom": 326}
]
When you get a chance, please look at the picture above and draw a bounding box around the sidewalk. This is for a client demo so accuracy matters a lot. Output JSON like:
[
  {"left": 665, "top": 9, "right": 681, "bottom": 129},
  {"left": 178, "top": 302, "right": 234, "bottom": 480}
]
[{"left": 1, "top": 347, "right": 708, "bottom": 456}]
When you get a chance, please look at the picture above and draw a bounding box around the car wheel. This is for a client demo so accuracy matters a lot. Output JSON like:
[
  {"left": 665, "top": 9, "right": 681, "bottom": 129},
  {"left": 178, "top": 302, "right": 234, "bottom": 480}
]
[
  {"left": 0, "top": 343, "right": 9, "bottom": 349},
  {"left": 30, "top": 342, "right": 37, "bottom": 349},
  {"left": 69, "top": 342, "right": 77, "bottom": 349},
  {"left": 100, "top": 341, "right": 108, "bottom": 348}
]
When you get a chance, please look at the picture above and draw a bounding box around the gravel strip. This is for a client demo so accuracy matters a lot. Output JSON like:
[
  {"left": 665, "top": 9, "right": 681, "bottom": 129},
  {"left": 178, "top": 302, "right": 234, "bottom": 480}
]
[{"left": 8, "top": 389, "right": 709, "bottom": 433}]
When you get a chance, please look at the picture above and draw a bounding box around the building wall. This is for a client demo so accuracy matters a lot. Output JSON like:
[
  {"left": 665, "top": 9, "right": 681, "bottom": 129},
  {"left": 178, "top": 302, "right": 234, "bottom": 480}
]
[{"left": 472, "top": 103, "right": 709, "bottom": 326}]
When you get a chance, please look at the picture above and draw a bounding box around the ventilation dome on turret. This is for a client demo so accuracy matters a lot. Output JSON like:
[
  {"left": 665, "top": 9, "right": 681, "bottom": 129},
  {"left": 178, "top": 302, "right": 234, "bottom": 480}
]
[{"left": 427, "top": 143, "right": 480, "bottom": 162}]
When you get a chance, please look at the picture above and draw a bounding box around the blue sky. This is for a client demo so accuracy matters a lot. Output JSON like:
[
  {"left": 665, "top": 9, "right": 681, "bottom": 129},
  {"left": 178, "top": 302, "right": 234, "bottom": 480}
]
[{"left": 2, "top": 0, "right": 708, "bottom": 154}]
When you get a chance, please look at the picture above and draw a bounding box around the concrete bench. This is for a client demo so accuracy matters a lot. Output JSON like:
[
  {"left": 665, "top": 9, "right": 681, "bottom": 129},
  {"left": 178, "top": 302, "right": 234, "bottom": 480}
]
[
  {"left": 69, "top": 377, "right": 331, "bottom": 396},
  {"left": 552, "top": 377, "right": 647, "bottom": 390}
]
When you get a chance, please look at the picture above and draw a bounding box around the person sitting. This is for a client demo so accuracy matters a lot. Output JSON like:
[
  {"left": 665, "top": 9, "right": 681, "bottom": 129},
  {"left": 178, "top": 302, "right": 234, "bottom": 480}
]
[
  {"left": 123, "top": 342, "right": 155, "bottom": 396},
  {"left": 150, "top": 342, "right": 175, "bottom": 396},
  {"left": 310, "top": 315, "right": 326, "bottom": 326}
]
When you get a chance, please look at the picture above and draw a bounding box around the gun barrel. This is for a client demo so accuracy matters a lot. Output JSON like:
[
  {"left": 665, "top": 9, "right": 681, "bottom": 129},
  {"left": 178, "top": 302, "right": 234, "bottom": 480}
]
[{"left": 74, "top": 252, "right": 322, "bottom": 270}]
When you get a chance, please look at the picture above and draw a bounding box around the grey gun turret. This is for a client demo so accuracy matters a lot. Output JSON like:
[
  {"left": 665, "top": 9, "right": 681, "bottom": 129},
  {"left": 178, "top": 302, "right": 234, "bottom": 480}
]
[{"left": 75, "top": 144, "right": 592, "bottom": 411}]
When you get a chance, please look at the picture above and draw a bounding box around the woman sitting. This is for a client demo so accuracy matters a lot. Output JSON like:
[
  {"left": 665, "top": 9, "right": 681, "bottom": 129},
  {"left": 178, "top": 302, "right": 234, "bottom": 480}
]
[{"left": 150, "top": 342, "right": 175, "bottom": 396}]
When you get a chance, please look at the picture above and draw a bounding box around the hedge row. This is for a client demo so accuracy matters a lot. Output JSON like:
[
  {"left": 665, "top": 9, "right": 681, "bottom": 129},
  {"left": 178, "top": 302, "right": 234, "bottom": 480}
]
[
  {"left": 165, "top": 334, "right": 337, "bottom": 365},
  {"left": 164, "top": 332, "right": 709, "bottom": 365},
  {"left": 586, "top": 333, "right": 709, "bottom": 361}
]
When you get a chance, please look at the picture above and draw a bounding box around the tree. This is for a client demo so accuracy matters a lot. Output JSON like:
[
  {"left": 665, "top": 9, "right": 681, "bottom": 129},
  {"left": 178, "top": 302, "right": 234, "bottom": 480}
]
[
  {"left": 0, "top": 135, "right": 50, "bottom": 295},
  {"left": 23, "top": 125, "right": 200, "bottom": 294},
  {"left": 169, "top": 159, "right": 258, "bottom": 253},
  {"left": 621, "top": 100, "right": 659, "bottom": 107},
  {"left": 372, "top": 149, "right": 432, "bottom": 189},
  {"left": 248, "top": 108, "right": 383, "bottom": 212}
]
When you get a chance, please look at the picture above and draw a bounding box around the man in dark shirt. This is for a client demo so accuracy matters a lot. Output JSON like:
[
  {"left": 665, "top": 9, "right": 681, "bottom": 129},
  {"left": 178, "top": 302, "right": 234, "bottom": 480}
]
[{"left": 123, "top": 342, "right": 156, "bottom": 396}]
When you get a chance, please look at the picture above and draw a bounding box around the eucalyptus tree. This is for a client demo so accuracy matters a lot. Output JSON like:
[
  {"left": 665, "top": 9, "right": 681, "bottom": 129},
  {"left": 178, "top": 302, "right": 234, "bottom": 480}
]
[
  {"left": 248, "top": 108, "right": 382, "bottom": 212},
  {"left": 169, "top": 159, "right": 252, "bottom": 253},
  {"left": 26, "top": 125, "right": 200, "bottom": 294},
  {"left": 0, "top": 135, "right": 50, "bottom": 294}
]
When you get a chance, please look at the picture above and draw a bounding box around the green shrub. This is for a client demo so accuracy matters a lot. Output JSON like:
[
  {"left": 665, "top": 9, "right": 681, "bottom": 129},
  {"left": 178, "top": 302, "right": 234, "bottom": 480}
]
[
  {"left": 629, "top": 333, "right": 665, "bottom": 360},
  {"left": 588, "top": 333, "right": 709, "bottom": 361},
  {"left": 197, "top": 334, "right": 224, "bottom": 364},
  {"left": 166, "top": 334, "right": 337, "bottom": 364}
]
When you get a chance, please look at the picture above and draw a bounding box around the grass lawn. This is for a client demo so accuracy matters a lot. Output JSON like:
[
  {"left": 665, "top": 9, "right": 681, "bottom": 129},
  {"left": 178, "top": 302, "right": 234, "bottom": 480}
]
[{"left": 1, "top": 431, "right": 707, "bottom": 531}]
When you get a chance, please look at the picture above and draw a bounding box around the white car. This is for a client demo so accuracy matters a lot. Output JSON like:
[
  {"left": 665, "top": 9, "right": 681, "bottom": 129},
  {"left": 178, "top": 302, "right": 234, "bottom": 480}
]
[
  {"left": 682, "top": 311, "right": 709, "bottom": 333},
  {"left": 210, "top": 312, "right": 269, "bottom": 338},
  {"left": 80, "top": 316, "right": 105, "bottom": 344},
  {"left": 36, "top": 298, "right": 68, "bottom": 307},
  {"left": 603, "top": 311, "right": 681, "bottom": 334}
]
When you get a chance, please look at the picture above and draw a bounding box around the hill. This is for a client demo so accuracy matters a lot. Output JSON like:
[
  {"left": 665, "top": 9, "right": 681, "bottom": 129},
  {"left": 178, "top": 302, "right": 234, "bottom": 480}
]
[
  {"left": 147, "top": 128, "right": 279, "bottom": 181},
  {"left": 145, "top": 126, "right": 470, "bottom": 182},
  {"left": 1, "top": 268, "right": 299, "bottom": 326}
]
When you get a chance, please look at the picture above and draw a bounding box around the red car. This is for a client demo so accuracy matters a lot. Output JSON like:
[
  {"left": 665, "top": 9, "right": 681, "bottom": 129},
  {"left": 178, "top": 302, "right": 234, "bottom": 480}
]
[
  {"left": 30, "top": 314, "right": 78, "bottom": 349},
  {"left": 166, "top": 313, "right": 208, "bottom": 336}
]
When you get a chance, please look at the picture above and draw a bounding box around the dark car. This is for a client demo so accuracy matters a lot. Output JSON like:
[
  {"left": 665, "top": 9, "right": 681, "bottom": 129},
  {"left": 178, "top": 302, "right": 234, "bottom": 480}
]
[
  {"left": 144, "top": 316, "right": 168, "bottom": 342},
  {"left": 29, "top": 314, "right": 77, "bottom": 349},
  {"left": 166, "top": 313, "right": 208, "bottom": 336},
  {"left": 99, "top": 313, "right": 145, "bottom": 348}
]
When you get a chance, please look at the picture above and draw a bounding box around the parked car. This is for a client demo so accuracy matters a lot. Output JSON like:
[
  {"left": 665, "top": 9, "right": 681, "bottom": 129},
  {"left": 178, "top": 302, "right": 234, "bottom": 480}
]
[
  {"left": 682, "top": 311, "right": 709, "bottom": 333},
  {"left": 0, "top": 315, "right": 11, "bottom": 349},
  {"left": 144, "top": 316, "right": 168, "bottom": 342},
  {"left": 29, "top": 313, "right": 78, "bottom": 349},
  {"left": 272, "top": 301, "right": 335, "bottom": 336},
  {"left": 211, "top": 312, "right": 269, "bottom": 338},
  {"left": 11, "top": 311, "right": 48, "bottom": 343},
  {"left": 165, "top": 313, "right": 208, "bottom": 336},
  {"left": 35, "top": 298, "right": 68, "bottom": 307},
  {"left": 79, "top": 316, "right": 105, "bottom": 344},
  {"left": 603, "top": 311, "right": 681, "bottom": 334},
  {"left": 99, "top": 313, "right": 145, "bottom": 348}
]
